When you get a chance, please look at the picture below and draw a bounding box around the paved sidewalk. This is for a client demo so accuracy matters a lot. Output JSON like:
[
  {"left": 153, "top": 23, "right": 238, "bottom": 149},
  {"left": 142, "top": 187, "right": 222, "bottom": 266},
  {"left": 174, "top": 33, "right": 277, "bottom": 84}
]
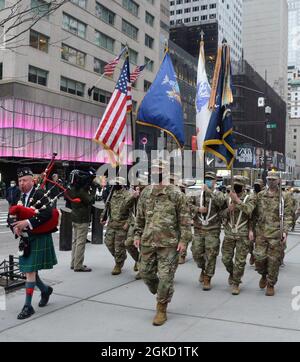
[{"left": 0, "top": 231, "right": 300, "bottom": 342}]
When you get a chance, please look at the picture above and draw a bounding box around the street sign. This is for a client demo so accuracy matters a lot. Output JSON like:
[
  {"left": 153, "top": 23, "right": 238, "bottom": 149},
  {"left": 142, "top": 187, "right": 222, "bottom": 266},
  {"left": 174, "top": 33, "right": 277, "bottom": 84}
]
[{"left": 266, "top": 123, "right": 277, "bottom": 129}]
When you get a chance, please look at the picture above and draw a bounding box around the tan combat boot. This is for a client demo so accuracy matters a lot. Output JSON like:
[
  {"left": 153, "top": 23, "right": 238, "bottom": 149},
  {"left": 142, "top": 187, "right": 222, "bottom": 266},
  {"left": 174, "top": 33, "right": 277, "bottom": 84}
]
[
  {"left": 203, "top": 275, "right": 211, "bottom": 291},
  {"left": 111, "top": 263, "right": 122, "bottom": 275},
  {"left": 265, "top": 283, "right": 275, "bottom": 296},
  {"left": 133, "top": 262, "right": 139, "bottom": 272},
  {"left": 178, "top": 255, "right": 186, "bottom": 265},
  {"left": 152, "top": 302, "right": 168, "bottom": 326},
  {"left": 135, "top": 272, "right": 142, "bottom": 280},
  {"left": 259, "top": 275, "right": 267, "bottom": 289},
  {"left": 228, "top": 274, "right": 233, "bottom": 286},
  {"left": 232, "top": 284, "right": 240, "bottom": 295},
  {"left": 199, "top": 270, "right": 205, "bottom": 284}
]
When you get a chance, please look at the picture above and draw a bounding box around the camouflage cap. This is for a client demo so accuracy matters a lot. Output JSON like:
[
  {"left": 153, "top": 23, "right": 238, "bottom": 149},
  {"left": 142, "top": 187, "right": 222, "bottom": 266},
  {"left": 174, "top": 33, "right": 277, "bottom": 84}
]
[
  {"left": 266, "top": 171, "right": 280, "bottom": 180},
  {"left": 254, "top": 179, "right": 264, "bottom": 186},
  {"left": 178, "top": 179, "right": 196, "bottom": 188},
  {"left": 233, "top": 175, "right": 246, "bottom": 186},
  {"left": 205, "top": 171, "right": 216, "bottom": 180},
  {"left": 226, "top": 185, "right": 232, "bottom": 190}
]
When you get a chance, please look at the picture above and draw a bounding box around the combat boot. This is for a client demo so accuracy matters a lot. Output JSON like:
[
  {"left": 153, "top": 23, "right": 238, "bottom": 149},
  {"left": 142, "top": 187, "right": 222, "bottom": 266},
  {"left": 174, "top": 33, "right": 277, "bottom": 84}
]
[
  {"left": 203, "top": 275, "right": 211, "bottom": 291},
  {"left": 199, "top": 270, "right": 205, "bottom": 283},
  {"left": 228, "top": 274, "right": 233, "bottom": 286},
  {"left": 152, "top": 302, "right": 168, "bottom": 326},
  {"left": 178, "top": 255, "right": 186, "bottom": 265},
  {"left": 259, "top": 275, "right": 267, "bottom": 289},
  {"left": 249, "top": 254, "right": 255, "bottom": 266},
  {"left": 265, "top": 283, "right": 275, "bottom": 296},
  {"left": 111, "top": 263, "right": 123, "bottom": 275},
  {"left": 232, "top": 284, "right": 240, "bottom": 295},
  {"left": 133, "top": 262, "right": 139, "bottom": 272},
  {"left": 135, "top": 272, "right": 142, "bottom": 280}
]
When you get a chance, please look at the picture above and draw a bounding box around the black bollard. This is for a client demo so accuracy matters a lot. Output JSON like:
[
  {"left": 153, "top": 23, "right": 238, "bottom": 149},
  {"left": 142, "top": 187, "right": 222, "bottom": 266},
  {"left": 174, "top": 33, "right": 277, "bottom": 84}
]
[
  {"left": 59, "top": 207, "right": 72, "bottom": 251},
  {"left": 91, "top": 204, "right": 104, "bottom": 244}
]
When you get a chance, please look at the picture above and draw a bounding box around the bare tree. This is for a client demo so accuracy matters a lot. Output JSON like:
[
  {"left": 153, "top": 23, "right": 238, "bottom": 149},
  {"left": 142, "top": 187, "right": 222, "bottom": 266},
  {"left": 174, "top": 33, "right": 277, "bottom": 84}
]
[{"left": 0, "top": 0, "right": 69, "bottom": 49}]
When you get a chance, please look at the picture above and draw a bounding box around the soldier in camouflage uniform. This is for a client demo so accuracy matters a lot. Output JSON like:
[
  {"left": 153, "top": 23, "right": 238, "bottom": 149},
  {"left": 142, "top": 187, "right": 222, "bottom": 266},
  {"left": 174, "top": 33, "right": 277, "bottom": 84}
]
[
  {"left": 134, "top": 160, "right": 192, "bottom": 326},
  {"left": 124, "top": 176, "right": 148, "bottom": 279},
  {"left": 249, "top": 179, "right": 265, "bottom": 266},
  {"left": 190, "top": 171, "right": 225, "bottom": 291},
  {"left": 253, "top": 171, "right": 293, "bottom": 296},
  {"left": 221, "top": 176, "right": 256, "bottom": 295},
  {"left": 104, "top": 177, "right": 139, "bottom": 275}
]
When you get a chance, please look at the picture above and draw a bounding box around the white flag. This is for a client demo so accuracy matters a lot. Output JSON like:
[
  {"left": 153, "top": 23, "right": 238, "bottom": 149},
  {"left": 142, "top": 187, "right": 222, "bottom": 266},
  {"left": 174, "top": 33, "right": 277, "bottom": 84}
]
[{"left": 196, "top": 41, "right": 211, "bottom": 152}]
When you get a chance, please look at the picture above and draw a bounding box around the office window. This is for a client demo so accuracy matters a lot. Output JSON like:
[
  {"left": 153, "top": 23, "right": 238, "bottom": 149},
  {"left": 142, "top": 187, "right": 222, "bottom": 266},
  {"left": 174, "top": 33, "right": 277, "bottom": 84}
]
[
  {"left": 122, "top": 19, "right": 138, "bottom": 40},
  {"left": 210, "top": 3, "right": 216, "bottom": 9},
  {"left": 170, "top": 10, "right": 174, "bottom": 15},
  {"left": 122, "top": 0, "right": 139, "bottom": 17},
  {"left": 94, "top": 58, "right": 106, "bottom": 74},
  {"left": 192, "top": 16, "right": 199, "bottom": 21},
  {"left": 122, "top": 44, "right": 138, "bottom": 64},
  {"left": 145, "top": 11, "right": 154, "bottom": 27},
  {"left": 63, "top": 13, "right": 86, "bottom": 38},
  {"left": 70, "top": 0, "right": 86, "bottom": 8},
  {"left": 201, "top": 15, "right": 207, "bottom": 20},
  {"left": 96, "top": 3, "right": 115, "bottom": 25},
  {"left": 28, "top": 65, "right": 48, "bottom": 86},
  {"left": 193, "top": 6, "right": 199, "bottom": 11},
  {"left": 61, "top": 44, "right": 86, "bottom": 67},
  {"left": 201, "top": 5, "right": 207, "bottom": 10},
  {"left": 31, "top": 0, "right": 49, "bottom": 18},
  {"left": 29, "top": 30, "right": 49, "bottom": 52},
  {"left": 184, "top": 18, "right": 191, "bottom": 23},
  {"left": 0, "top": 0, "right": 4, "bottom": 10},
  {"left": 145, "top": 34, "right": 154, "bottom": 49},
  {"left": 294, "top": 135, "right": 297, "bottom": 140},
  {"left": 93, "top": 88, "right": 112, "bottom": 104},
  {"left": 184, "top": 8, "right": 191, "bottom": 13},
  {"left": 170, "top": 0, "right": 174, "bottom": 5},
  {"left": 145, "top": 57, "right": 154, "bottom": 72},
  {"left": 60, "top": 76, "right": 84, "bottom": 97},
  {"left": 144, "top": 80, "right": 152, "bottom": 92},
  {"left": 176, "top": 9, "right": 182, "bottom": 14},
  {"left": 209, "top": 14, "right": 216, "bottom": 19},
  {"left": 176, "top": 0, "right": 182, "bottom": 4},
  {"left": 95, "top": 30, "right": 114, "bottom": 52}
]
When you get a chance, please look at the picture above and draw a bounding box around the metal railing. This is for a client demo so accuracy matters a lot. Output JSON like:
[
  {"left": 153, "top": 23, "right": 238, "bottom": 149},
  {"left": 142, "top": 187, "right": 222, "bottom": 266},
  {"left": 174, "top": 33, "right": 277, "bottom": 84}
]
[{"left": 0, "top": 255, "right": 25, "bottom": 291}]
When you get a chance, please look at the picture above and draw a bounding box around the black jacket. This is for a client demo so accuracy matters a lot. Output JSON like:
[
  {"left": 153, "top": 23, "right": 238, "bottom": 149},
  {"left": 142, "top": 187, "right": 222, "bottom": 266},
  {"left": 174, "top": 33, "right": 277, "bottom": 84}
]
[{"left": 6, "top": 186, "right": 21, "bottom": 206}]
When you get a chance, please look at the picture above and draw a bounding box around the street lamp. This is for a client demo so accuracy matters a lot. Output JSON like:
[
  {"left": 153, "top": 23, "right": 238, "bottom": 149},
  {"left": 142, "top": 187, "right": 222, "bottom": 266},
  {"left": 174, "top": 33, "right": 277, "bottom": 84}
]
[{"left": 264, "top": 106, "right": 272, "bottom": 182}]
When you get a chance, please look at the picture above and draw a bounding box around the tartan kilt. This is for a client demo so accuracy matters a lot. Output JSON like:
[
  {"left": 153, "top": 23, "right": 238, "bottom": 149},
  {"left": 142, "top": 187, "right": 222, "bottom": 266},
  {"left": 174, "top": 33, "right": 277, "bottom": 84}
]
[{"left": 19, "top": 234, "right": 57, "bottom": 273}]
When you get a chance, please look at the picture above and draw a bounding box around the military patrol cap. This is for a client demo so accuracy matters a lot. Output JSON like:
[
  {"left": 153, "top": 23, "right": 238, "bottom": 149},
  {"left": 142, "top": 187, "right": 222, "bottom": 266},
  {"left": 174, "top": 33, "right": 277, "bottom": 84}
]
[
  {"left": 17, "top": 167, "right": 33, "bottom": 178},
  {"left": 266, "top": 171, "right": 280, "bottom": 180},
  {"left": 135, "top": 175, "right": 148, "bottom": 185},
  {"left": 226, "top": 185, "right": 232, "bottom": 190},
  {"left": 205, "top": 171, "right": 216, "bottom": 180},
  {"left": 233, "top": 175, "right": 246, "bottom": 186},
  {"left": 254, "top": 179, "right": 264, "bottom": 187}
]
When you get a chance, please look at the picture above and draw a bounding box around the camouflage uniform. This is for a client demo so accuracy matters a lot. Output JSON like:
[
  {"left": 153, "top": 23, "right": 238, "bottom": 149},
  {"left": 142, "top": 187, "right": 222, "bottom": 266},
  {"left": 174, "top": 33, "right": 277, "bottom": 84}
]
[
  {"left": 134, "top": 184, "right": 192, "bottom": 305},
  {"left": 221, "top": 177, "right": 256, "bottom": 290},
  {"left": 189, "top": 173, "right": 225, "bottom": 284},
  {"left": 253, "top": 172, "right": 293, "bottom": 289},
  {"left": 105, "top": 184, "right": 133, "bottom": 272}
]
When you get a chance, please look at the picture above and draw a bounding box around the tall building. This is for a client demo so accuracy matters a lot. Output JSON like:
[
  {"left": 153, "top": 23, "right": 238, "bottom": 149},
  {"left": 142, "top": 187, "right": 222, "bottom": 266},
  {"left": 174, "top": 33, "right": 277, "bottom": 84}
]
[
  {"left": 169, "top": 0, "right": 243, "bottom": 61},
  {"left": 243, "top": 0, "right": 288, "bottom": 101},
  {"left": 288, "top": 0, "right": 300, "bottom": 68},
  {"left": 0, "top": 0, "right": 168, "bottom": 180}
]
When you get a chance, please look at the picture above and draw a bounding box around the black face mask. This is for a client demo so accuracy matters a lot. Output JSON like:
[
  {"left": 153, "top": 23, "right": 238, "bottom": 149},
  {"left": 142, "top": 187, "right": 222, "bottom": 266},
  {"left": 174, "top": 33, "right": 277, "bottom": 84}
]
[
  {"left": 234, "top": 184, "right": 243, "bottom": 194},
  {"left": 114, "top": 185, "right": 123, "bottom": 191},
  {"left": 254, "top": 184, "right": 261, "bottom": 194}
]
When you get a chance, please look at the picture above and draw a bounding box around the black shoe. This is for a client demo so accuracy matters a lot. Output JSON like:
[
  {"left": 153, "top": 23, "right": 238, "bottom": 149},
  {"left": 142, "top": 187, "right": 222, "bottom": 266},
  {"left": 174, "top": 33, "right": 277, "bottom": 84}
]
[
  {"left": 17, "top": 305, "right": 35, "bottom": 320},
  {"left": 39, "top": 286, "right": 53, "bottom": 307}
]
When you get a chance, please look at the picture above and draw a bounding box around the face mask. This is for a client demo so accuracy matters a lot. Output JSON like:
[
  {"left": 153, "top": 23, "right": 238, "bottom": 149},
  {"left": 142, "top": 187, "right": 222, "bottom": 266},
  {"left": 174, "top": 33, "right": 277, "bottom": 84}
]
[
  {"left": 234, "top": 184, "right": 243, "bottom": 194},
  {"left": 10, "top": 183, "right": 16, "bottom": 187},
  {"left": 254, "top": 184, "right": 261, "bottom": 194},
  {"left": 205, "top": 179, "right": 213, "bottom": 189}
]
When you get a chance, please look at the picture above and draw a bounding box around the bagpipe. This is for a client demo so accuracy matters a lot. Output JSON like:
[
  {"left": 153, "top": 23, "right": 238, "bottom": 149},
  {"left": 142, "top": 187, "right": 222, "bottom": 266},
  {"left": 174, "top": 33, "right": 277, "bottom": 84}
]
[{"left": 8, "top": 153, "right": 81, "bottom": 236}]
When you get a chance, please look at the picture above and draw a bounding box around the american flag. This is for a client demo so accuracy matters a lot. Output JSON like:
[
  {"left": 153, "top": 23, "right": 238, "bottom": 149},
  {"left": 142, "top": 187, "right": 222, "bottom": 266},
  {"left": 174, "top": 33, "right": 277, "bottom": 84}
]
[
  {"left": 130, "top": 64, "right": 146, "bottom": 83},
  {"left": 104, "top": 47, "right": 127, "bottom": 76},
  {"left": 94, "top": 58, "right": 131, "bottom": 156},
  {"left": 127, "top": 83, "right": 132, "bottom": 112}
]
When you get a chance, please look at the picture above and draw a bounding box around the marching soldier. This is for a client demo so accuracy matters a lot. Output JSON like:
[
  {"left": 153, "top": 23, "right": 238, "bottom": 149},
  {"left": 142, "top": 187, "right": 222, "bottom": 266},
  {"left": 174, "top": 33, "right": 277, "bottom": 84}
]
[
  {"left": 221, "top": 176, "right": 256, "bottom": 295},
  {"left": 249, "top": 179, "right": 265, "bottom": 266},
  {"left": 253, "top": 171, "right": 293, "bottom": 296},
  {"left": 190, "top": 171, "right": 225, "bottom": 291},
  {"left": 104, "top": 177, "right": 139, "bottom": 275},
  {"left": 134, "top": 160, "right": 192, "bottom": 326},
  {"left": 12, "top": 167, "right": 57, "bottom": 319}
]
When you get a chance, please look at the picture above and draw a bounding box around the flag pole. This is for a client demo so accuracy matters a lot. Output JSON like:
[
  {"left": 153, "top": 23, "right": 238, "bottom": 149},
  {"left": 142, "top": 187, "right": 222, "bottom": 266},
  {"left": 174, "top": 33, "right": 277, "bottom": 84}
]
[
  {"left": 88, "top": 73, "right": 105, "bottom": 98},
  {"left": 200, "top": 30, "right": 207, "bottom": 185}
]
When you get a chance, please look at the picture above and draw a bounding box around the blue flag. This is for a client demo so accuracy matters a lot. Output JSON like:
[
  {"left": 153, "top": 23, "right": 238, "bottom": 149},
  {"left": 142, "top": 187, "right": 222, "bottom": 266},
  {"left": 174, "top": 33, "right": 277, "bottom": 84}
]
[
  {"left": 203, "top": 44, "right": 235, "bottom": 168},
  {"left": 137, "top": 52, "right": 185, "bottom": 147}
]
